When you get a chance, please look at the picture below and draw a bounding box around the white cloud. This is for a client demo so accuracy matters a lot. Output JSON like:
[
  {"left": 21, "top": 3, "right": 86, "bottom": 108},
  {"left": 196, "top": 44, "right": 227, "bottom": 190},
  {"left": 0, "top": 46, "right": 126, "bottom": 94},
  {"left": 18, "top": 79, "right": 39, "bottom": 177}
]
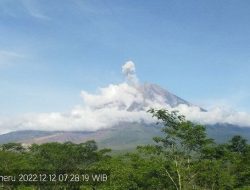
[
  {"left": 176, "top": 104, "right": 250, "bottom": 127},
  {"left": 0, "top": 0, "right": 49, "bottom": 20},
  {"left": 1, "top": 60, "right": 250, "bottom": 134},
  {"left": 0, "top": 50, "right": 26, "bottom": 67},
  {"left": 0, "top": 81, "right": 157, "bottom": 134},
  {"left": 21, "top": 0, "right": 50, "bottom": 20}
]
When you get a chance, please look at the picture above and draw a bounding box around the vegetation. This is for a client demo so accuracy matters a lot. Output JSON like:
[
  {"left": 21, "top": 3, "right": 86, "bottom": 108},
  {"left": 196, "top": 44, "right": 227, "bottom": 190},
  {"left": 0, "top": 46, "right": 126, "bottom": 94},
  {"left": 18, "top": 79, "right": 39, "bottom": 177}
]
[{"left": 0, "top": 109, "right": 250, "bottom": 189}]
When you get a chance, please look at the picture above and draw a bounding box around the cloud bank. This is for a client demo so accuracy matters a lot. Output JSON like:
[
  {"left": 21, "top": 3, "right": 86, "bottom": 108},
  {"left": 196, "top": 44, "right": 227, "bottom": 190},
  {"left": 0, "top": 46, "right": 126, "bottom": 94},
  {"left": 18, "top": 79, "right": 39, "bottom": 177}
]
[
  {"left": 1, "top": 61, "right": 250, "bottom": 134},
  {"left": 176, "top": 104, "right": 250, "bottom": 127}
]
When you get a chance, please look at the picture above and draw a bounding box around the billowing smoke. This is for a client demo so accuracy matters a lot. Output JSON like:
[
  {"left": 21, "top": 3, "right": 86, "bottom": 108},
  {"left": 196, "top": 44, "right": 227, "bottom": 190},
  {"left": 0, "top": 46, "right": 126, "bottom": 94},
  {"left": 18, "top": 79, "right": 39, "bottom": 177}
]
[
  {"left": 0, "top": 82, "right": 156, "bottom": 134},
  {"left": 122, "top": 61, "right": 138, "bottom": 85},
  {"left": 0, "top": 61, "right": 250, "bottom": 134}
]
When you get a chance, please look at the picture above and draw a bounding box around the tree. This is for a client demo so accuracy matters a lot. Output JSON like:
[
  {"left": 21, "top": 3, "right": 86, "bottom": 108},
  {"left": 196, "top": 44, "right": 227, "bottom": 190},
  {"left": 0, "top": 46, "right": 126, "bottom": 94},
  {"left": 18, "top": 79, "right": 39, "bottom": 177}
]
[
  {"left": 146, "top": 108, "right": 216, "bottom": 190},
  {"left": 1, "top": 142, "right": 26, "bottom": 153},
  {"left": 228, "top": 135, "right": 247, "bottom": 154}
]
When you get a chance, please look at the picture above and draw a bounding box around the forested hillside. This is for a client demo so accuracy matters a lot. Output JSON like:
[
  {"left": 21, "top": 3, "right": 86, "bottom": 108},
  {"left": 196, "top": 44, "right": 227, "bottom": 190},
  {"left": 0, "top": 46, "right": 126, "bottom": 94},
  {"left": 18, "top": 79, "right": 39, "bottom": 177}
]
[{"left": 0, "top": 109, "right": 249, "bottom": 189}]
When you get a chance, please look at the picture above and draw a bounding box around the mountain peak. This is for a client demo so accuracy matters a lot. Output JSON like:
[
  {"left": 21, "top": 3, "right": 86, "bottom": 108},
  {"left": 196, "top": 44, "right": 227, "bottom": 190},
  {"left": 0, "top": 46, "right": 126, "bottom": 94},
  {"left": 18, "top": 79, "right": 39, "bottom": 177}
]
[
  {"left": 118, "top": 82, "right": 192, "bottom": 112},
  {"left": 139, "top": 83, "right": 191, "bottom": 108}
]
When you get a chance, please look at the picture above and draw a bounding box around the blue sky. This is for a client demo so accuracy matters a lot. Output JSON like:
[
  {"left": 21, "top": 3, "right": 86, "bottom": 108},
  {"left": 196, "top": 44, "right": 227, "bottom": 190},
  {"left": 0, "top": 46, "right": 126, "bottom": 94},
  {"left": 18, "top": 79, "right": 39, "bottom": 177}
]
[{"left": 1, "top": 0, "right": 250, "bottom": 115}]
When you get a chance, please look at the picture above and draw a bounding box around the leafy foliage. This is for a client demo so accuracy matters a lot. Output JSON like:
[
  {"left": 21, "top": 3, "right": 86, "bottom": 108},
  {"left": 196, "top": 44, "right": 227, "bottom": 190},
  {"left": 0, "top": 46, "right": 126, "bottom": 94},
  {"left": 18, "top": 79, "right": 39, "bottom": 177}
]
[{"left": 0, "top": 109, "right": 249, "bottom": 189}]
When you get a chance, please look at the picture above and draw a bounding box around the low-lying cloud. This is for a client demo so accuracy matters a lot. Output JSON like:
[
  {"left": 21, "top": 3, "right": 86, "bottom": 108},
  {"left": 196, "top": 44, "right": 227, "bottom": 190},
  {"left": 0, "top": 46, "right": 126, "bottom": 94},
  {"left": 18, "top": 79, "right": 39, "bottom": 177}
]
[
  {"left": 176, "top": 104, "right": 250, "bottom": 127},
  {"left": 1, "top": 61, "right": 250, "bottom": 134}
]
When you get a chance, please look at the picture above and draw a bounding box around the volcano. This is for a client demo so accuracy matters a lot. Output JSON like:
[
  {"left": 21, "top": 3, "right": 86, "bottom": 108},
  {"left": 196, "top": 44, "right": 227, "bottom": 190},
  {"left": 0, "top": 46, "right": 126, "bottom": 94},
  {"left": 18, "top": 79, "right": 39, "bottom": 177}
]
[{"left": 0, "top": 61, "right": 249, "bottom": 149}]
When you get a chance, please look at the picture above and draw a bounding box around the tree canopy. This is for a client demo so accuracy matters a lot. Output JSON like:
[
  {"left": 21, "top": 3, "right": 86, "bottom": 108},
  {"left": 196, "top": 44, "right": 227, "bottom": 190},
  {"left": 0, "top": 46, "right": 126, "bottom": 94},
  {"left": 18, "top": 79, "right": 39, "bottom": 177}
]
[{"left": 0, "top": 109, "right": 249, "bottom": 189}]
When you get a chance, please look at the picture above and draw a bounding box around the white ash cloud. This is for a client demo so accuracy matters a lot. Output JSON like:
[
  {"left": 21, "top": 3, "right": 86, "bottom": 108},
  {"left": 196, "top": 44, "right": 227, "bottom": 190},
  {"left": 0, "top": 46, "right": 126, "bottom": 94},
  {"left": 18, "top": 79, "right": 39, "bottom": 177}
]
[
  {"left": 122, "top": 61, "right": 139, "bottom": 85},
  {"left": 0, "top": 80, "right": 163, "bottom": 134},
  {"left": 1, "top": 61, "right": 250, "bottom": 134}
]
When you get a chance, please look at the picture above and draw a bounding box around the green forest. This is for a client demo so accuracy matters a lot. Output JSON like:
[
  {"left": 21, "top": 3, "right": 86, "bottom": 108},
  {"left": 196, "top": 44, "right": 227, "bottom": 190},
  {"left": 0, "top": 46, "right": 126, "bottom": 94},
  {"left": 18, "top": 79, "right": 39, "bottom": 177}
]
[{"left": 0, "top": 109, "right": 250, "bottom": 190}]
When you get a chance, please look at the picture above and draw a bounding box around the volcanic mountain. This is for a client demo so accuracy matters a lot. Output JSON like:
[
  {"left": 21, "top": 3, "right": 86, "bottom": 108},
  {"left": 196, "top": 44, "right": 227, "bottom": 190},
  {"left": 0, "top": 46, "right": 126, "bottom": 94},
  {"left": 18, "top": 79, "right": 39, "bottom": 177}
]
[
  {"left": 0, "top": 61, "right": 250, "bottom": 149},
  {"left": 1, "top": 82, "right": 249, "bottom": 150}
]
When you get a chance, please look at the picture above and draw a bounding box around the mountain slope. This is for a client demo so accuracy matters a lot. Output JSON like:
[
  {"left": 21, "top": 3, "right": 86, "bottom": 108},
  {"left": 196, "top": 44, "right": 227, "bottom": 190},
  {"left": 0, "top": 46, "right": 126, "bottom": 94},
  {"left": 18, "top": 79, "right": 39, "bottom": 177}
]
[
  {"left": 139, "top": 83, "right": 191, "bottom": 108},
  {"left": 0, "top": 123, "right": 162, "bottom": 150},
  {"left": 1, "top": 123, "right": 250, "bottom": 151}
]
